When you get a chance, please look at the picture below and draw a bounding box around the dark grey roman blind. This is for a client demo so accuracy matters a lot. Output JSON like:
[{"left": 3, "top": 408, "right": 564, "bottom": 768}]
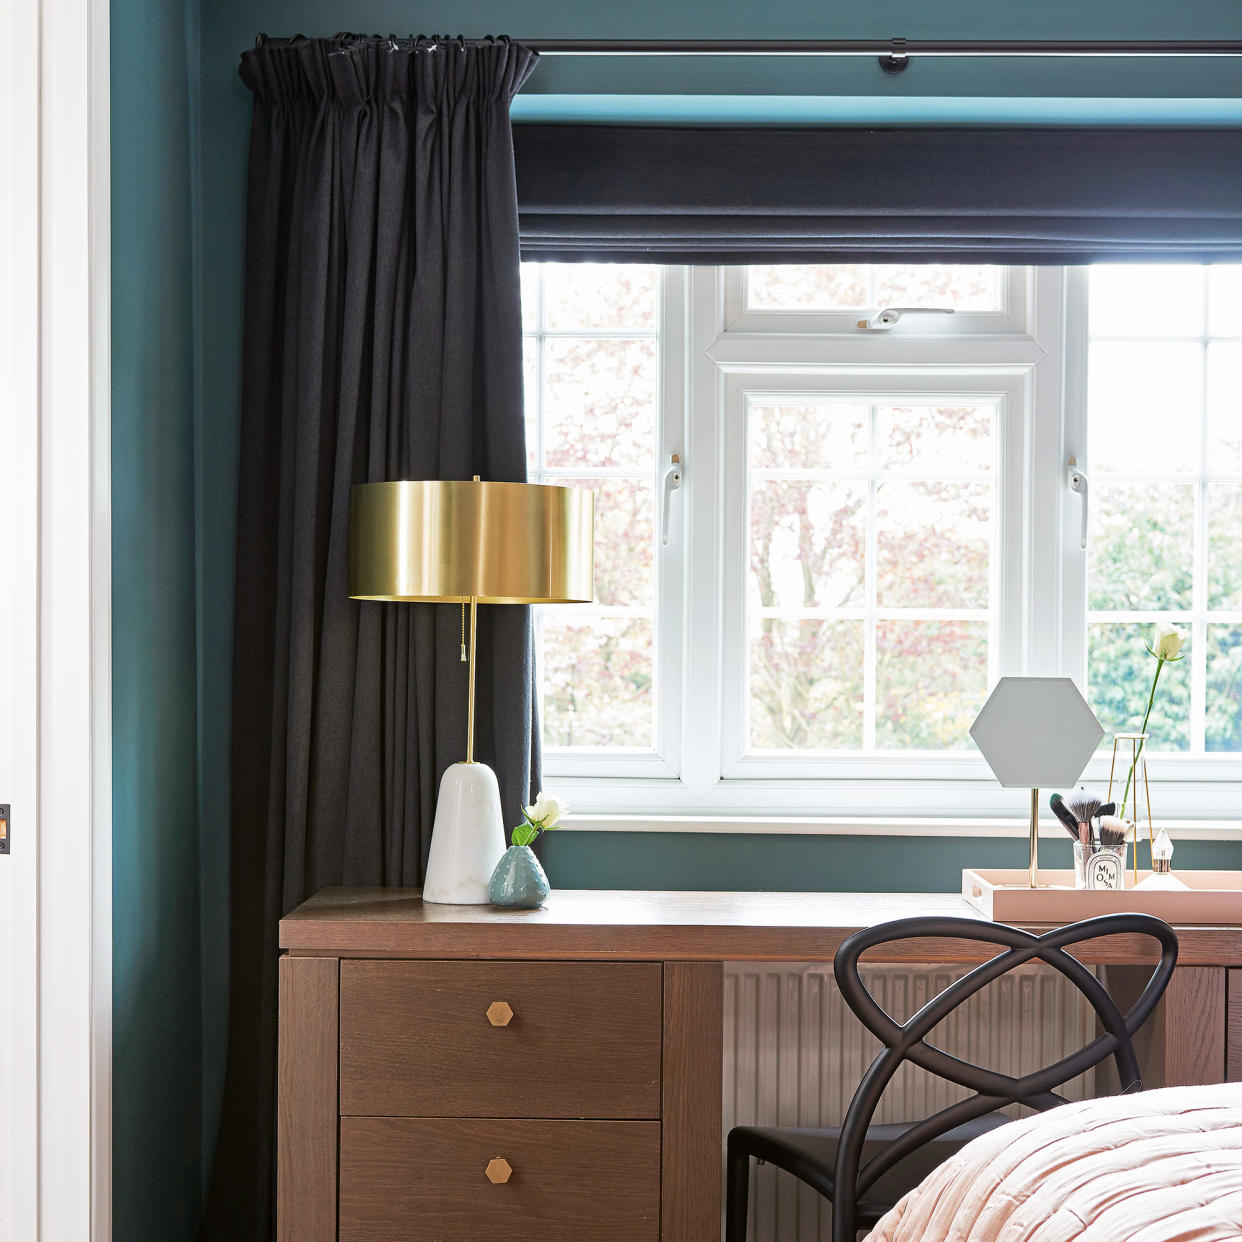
[{"left": 513, "top": 124, "right": 1242, "bottom": 264}]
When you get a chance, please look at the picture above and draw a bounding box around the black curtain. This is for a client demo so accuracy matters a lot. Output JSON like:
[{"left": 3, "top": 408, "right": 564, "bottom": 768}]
[
  {"left": 200, "top": 35, "right": 538, "bottom": 1242},
  {"left": 514, "top": 124, "right": 1242, "bottom": 263}
]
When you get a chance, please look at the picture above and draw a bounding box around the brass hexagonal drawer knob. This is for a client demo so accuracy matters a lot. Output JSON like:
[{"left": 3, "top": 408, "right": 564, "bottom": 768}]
[
  {"left": 485, "top": 1157, "right": 513, "bottom": 1184},
  {"left": 486, "top": 1000, "right": 514, "bottom": 1027}
]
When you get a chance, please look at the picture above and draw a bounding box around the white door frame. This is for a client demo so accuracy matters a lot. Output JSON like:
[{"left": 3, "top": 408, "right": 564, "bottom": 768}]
[{"left": 1, "top": 0, "right": 112, "bottom": 1238}]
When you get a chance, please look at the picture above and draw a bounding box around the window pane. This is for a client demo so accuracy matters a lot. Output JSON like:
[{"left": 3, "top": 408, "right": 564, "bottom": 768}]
[
  {"left": 750, "top": 480, "right": 866, "bottom": 610},
  {"left": 875, "top": 481, "right": 991, "bottom": 609},
  {"left": 747, "top": 265, "right": 867, "bottom": 310},
  {"left": 1088, "top": 622, "right": 1190, "bottom": 751},
  {"left": 872, "top": 266, "right": 998, "bottom": 313},
  {"left": 1209, "top": 266, "right": 1242, "bottom": 337},
  {"left": 875, "top": 620, "right": 988, "bottom": 750},
  {"left": 524, "top": 262, "right": 663, "bottom": 762},
  {"left": 746, "top": 391, "right": 995, "bottom": 755},
  {"left": 547, "top": 476, "right": 653, "bottom": 608},
  {"left": 520, "top": 264, "right": 541, "bottom": 330},
  {"left": 542, "top": 337, "right": 656, "bottom": 469},
  {"left": 542, "top": 263, "right": 658, "bottom": 331},
  {"left": 877, "top": 404, "right": 994, "bottom": 474},
  {"left": 750, "top": 402, "right": 869, "bottom": 471},
  {"left": 1206, "top": 624, "right": 1242, "bottom": 752},
  {"left": 540, "top": 617, "right": 653, "bottom": 748},
  {"left": 523, "top": 336, "right": 539, "bottom": 472},
  {"left": 746, "top": 264, "right": 999, "bottom": 312},
  {"left": 1089, "top": 265, "right": 1204, "bottom": 337},
  {"left": 748, "top": 619, "right": 863, "bottom": 749},
  {"left": 1086, "top": 262, "right": 1242, "bottom": 763},
  {"left": 1208, "top": 484, "right": 1242, "bottom": 611},
  {"left": 1207, "top": 341, "right": 1242, "bottom": 472},
  {"left": 1088, "top": 482, "right": 1194, "bottom": 611},
  {"left": 1087, "top": 342, "right": 1202, "bottom": 473}
]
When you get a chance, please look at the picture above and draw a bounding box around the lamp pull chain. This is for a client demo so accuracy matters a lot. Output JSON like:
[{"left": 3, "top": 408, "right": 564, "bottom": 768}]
[{"left": 460, "top": 599, "right": 467, "bottom": 662}]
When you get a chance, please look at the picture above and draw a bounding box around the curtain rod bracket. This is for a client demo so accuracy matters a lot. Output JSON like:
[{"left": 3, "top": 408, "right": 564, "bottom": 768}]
[{"left": 879, "top": 38, "right": 910, "bottom": 74}]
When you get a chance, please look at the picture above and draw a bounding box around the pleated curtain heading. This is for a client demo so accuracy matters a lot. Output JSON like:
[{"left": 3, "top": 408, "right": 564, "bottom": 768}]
[{"left": 201, "top": 35, "right": 538, "bottom": 1242}]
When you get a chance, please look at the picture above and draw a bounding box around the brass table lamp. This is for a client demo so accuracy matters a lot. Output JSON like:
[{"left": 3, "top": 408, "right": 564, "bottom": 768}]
[{"left": 351, "top": 477, "right": 594, "bottom": 903}]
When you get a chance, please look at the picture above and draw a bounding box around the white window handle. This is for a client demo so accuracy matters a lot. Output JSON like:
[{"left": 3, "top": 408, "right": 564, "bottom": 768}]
[
  {"left": 661, "top": 452, "right": 683, "bottom": 547},
  {"left": 1068, "top": 456, "right": 1089, "bottom": 551},
  {"left": 856, "top": 306, "right": 955, "bottom": 331}
]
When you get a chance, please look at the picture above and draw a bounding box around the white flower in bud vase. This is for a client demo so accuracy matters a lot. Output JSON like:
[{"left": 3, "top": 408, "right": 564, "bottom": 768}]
[
  {"left": 1121, "top": 623, "right": 1188, "bottom": 819},
  {"left": 524, "top": 791, "right": 567, "bottom": 830},
  {"left": 1151, "top": 623, "right": 1186, "bottom": 662}
]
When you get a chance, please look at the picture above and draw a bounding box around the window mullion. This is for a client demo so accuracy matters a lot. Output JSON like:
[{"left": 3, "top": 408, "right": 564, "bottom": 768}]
[
  {"left": 1191, "top": 285, "right": 1211, "bottom": 752},
  {"left": 1057, "top": 266, "right": 1090, "bottom": 687},
  {"left": 863, "top": 405, "right": 878, "bottom": 750},
  {"left": 679, "top": 265, "right": 729, "bottom": 795},
  {"left": 655, "top": 266, "right": 688, "bottom": 774}
]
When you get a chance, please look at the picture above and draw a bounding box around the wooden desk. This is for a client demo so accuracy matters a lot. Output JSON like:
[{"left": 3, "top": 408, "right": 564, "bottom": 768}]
[{"left": 279, "top": 888, "right": 1242, "bottom": 1242}]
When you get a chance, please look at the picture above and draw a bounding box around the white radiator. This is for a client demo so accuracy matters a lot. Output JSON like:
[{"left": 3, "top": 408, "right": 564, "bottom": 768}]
[{"left": 723, "top": 962, "right": 1099, "bottom": 1242}]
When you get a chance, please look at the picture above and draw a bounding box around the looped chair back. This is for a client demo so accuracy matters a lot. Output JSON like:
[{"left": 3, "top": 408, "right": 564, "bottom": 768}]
[{"left": 830, "top": 913, "right": 1177, "bottom": 1239}]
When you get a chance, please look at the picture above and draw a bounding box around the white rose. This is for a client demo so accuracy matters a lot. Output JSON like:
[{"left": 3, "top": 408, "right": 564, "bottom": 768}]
[
  {"left": 1151, "top": 623, "right": 1186, "bottom": 662},
  {"left": 524, "top": 791, "right": 568, "bottom": 829}
]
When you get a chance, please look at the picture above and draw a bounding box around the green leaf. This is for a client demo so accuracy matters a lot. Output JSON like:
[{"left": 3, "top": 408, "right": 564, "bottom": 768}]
[{"left": 512, "top": 822, "right": 538, "bottom": 847}]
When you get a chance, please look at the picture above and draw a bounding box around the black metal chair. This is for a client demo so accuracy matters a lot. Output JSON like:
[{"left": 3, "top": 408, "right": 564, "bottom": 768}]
[{"left": 726, "top": 913, "right": 1178, "bottom": 1241}]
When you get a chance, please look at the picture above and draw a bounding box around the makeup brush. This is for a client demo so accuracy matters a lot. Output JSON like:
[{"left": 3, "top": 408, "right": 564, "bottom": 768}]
[
  {"left": 1098, "top": 816, "right": 1129, "bottom": 848},
  {"left": 1048, "top": 793, "right": 1081, "bottom": 840},
  {"left": 1089, "top": 803, "right": 1115, "bottom": 848},
  {"left": 1064, "top": 791, "right": 1102, "bottom": 846}
]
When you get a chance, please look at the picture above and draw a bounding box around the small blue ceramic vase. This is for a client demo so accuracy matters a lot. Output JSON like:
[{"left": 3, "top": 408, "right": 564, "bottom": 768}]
[{"left": 489, "top": 844, "right": 550, "bottom": 909}]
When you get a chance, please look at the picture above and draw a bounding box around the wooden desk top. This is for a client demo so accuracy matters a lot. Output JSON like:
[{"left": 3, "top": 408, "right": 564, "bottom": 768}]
[{"left": 281, "top": 888, "right": 1242, "bottom": 965}]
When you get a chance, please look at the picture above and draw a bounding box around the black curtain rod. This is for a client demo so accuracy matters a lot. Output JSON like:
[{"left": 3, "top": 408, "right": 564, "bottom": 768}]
[
  {"left": 530, "top": 38, "right": 1242, "bottom": 58},
  {"left": 253, "top": 35, "right": 1242, "bottom": 76},
  {"left": 254, "top": 35, "right": 1242, "bottom": 59}
]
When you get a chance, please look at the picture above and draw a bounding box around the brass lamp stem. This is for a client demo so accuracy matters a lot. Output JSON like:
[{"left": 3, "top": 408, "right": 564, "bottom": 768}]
[
  {"left": 466, "top": 595, "right": 478, "bottom": 764},
  {"left": 1028, "top": 787, "right": 1039, "bottom": 888}
]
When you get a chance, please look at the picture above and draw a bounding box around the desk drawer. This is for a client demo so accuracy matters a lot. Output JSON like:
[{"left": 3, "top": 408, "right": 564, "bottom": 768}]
[
  {"left": 339, "top": 1117, "right": 661, "bottom": 1242},
  {"left": 339, "top": 961, "right": 662, "bottom": 1118}
]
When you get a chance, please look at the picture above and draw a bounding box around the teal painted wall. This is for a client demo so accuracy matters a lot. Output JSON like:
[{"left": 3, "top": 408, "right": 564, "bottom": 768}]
[
  {"left": 111, "top": 0, "right": 203, "bottom": 1239},
  {"left": 189, "top": 0, "right": 1242, "bottom": 1189},
  {"left": 109, "top": 1, "right": 1242, "bottom": 1229}
]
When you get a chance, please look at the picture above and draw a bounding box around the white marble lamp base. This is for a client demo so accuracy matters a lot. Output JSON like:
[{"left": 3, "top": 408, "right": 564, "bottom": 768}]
[{"left": 423, "top": 761, "right": 507, "bottom": 904}]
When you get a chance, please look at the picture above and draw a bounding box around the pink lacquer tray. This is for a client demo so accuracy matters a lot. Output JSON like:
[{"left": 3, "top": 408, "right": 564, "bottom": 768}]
[{"left": 962, "top": 868, "right": 1242, "bottom": 924}]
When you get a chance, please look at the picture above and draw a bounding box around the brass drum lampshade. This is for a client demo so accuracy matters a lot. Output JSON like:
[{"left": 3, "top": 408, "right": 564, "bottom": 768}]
[
  {"left": 350, "top": 478, "right": 594, "bottom": 904},
  {"left": 351, "top": 479, "right": 594, "bottom": 604}
]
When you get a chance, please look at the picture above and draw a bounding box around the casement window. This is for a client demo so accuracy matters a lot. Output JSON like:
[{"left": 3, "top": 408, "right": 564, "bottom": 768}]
[{"left": 522, "top": 261, "right": 1242, "bottom": 825}]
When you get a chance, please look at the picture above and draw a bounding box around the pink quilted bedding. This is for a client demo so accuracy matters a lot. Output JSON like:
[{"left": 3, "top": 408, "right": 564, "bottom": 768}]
[{"left": 865, "top": 1084, "right": 1242, "bottom": 1242}]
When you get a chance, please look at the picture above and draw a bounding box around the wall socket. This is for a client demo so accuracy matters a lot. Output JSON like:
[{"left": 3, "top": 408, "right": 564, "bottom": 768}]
[{"left": 0, "top": 804, "right": 9, "bottom": 854}]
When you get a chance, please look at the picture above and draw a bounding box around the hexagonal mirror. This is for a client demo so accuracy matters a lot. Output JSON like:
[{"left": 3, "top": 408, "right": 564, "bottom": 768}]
[{"left": 970, "top": 676, "right": 1103, "bottom": 789}]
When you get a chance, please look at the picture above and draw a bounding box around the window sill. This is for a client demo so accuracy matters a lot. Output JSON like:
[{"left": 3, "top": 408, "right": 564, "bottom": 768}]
[{"left": 561, "top": 814, "right": 1242, "bottom": 841}]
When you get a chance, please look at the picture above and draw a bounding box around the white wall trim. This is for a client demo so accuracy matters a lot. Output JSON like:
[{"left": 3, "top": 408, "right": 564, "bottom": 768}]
[
  {"left": 561, "top": 813, "right": 1242, "bottom": 841},
  {"left": 1, "top": 0, "right": 112, "bottom": 1238},
  {"left": 1, "top": 0, "right": 44, "bottom": 1236},
  {"left": 89, "top": 0, "right": 113, "bottom": 1233}
]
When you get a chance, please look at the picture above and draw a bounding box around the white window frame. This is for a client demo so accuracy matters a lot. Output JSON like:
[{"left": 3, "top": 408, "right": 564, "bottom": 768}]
[
  {"left": 540, "top": 261, "right": 1242, "bottom": 834},
  {"left": 1068, "top": 264, "right": 1242, "bottom": 817},
  {"left": 528, "top": 266, "right": 688, "bottom": 780},
  {"left": 726, "top": 265, "right": 1031, "bottom": 340},
  {"left": 717, "top": 371, "right": 1021, "bottom": 781}
]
